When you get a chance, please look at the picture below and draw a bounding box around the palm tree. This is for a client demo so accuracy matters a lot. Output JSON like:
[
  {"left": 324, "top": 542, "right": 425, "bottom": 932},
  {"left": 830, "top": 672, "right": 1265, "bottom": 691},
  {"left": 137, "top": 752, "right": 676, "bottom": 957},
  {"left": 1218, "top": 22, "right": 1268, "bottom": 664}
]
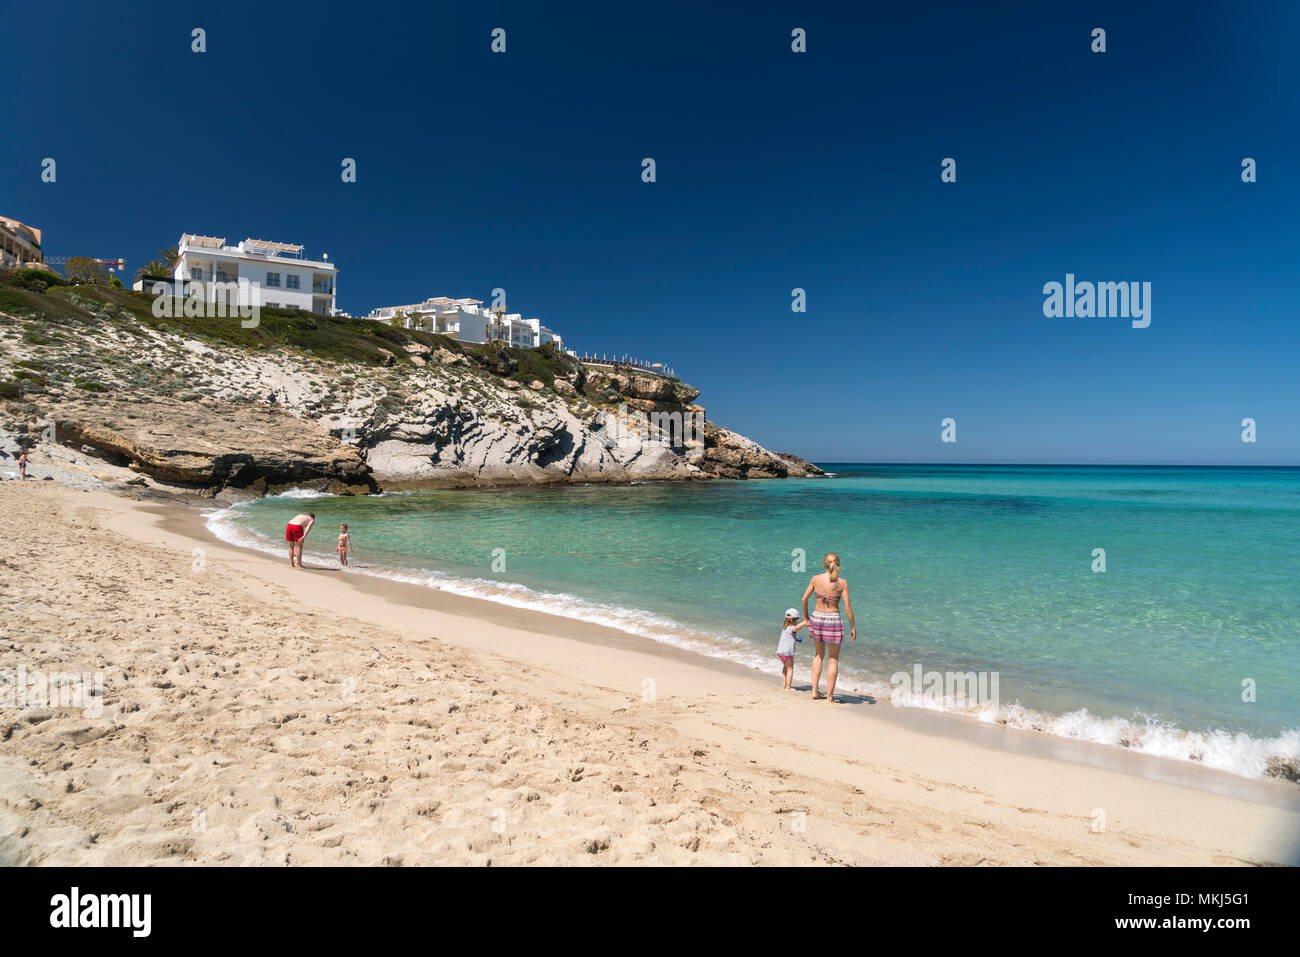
[
  {"left": 134, "top": 245, "right": 180, "bottom": 281},
  {"left": 488, "top": 306, "right": 509, "bottom": 346}
]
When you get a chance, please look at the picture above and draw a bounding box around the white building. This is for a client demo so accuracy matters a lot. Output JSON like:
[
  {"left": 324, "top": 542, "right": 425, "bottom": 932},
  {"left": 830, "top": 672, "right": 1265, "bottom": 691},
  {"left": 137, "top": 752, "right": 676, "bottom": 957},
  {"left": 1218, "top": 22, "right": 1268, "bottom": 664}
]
[
  {"left": 173, "top": 234, "right": 338, "bottom": 315},
  {"left": 366, "top": 296, "right": 566, "bottom": 352},
  {"left": 1, "top": 215, "right": 43, "bottom": 268}
]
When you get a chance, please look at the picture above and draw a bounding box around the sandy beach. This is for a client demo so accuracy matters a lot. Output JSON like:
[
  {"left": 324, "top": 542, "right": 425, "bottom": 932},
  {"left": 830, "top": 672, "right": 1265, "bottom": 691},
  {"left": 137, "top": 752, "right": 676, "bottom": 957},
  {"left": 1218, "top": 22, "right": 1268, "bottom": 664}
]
[{"left": 1, "top": 477, "right": 1297, "bottom": 866}]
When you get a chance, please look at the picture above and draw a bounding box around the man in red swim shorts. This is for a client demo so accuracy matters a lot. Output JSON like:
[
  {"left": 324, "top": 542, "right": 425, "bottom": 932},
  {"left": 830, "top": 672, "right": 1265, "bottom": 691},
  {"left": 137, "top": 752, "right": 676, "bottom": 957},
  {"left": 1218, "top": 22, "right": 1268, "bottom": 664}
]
[{"left": 285, "top": 512, "right": 315, "bottom": 568}]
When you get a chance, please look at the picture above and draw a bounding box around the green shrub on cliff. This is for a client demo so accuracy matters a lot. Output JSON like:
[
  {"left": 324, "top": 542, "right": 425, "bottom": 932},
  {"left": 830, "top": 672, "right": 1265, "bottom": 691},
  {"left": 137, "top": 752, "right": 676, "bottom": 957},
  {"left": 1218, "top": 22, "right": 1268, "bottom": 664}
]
[
  {"left": 0, "top": 284, "right": 618, "bottom": 403},
  {"left": 1, "top": 267, "right": 66, "bottom": 291},
  {"left": 0, "top": 288, "right": 31, "bottom": 315},
  {"left": 466, "top": 339, "right": 581, "bottom": 390},
  {"left": 12, "top": 368, "right": 47, "bottom": 386},
  {"left": 0, "top": 284, "right": 464, "bottom": 368}
]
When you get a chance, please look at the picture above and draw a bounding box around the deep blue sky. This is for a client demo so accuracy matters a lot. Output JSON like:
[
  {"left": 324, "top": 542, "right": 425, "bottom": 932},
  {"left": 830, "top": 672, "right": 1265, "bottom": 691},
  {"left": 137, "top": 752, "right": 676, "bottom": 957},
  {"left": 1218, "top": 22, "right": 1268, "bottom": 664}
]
[{"left": 3, "top": 1, "right": 1298, "bottom": 464}]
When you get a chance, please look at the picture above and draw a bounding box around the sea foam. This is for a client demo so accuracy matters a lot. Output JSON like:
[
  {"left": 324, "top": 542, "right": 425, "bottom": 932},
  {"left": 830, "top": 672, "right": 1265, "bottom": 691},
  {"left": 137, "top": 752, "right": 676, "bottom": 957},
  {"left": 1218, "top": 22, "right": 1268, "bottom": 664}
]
[{"left": 203, "top": 502, "right": 1300, "bottom": 785}]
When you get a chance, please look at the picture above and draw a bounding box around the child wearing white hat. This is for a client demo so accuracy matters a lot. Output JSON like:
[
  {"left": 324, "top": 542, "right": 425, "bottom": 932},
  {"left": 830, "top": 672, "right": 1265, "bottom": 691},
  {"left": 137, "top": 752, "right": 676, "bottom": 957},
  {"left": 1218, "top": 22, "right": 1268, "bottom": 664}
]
[{"left": 776, "top": 608, "right": 808, "bottom": 691}]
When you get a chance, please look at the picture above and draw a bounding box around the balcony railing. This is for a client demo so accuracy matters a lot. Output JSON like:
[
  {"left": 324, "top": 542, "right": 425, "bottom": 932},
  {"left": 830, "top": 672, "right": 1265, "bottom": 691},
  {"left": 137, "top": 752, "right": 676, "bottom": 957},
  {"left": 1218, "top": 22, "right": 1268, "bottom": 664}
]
[
  {"left": 312, "top": 283, "right": 334, "bottom": 295},
  {"left": 188, "top": 271, "right": 238, "bottom": 283}
]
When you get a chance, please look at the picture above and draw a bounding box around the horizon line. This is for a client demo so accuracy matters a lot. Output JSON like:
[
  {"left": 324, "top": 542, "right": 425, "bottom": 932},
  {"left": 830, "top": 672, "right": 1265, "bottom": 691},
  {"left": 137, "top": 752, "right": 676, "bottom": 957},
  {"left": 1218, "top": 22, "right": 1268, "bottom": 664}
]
[{"left": 812, "top": 462, "right": 1300, "bottom": 469}]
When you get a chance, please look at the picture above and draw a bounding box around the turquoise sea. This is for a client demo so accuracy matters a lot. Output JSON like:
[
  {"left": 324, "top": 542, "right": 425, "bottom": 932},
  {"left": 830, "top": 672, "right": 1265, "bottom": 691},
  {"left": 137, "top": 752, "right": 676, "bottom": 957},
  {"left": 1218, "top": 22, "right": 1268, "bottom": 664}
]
[{"left": 210, "top": 465, "right": 1300, "bottom": 781}]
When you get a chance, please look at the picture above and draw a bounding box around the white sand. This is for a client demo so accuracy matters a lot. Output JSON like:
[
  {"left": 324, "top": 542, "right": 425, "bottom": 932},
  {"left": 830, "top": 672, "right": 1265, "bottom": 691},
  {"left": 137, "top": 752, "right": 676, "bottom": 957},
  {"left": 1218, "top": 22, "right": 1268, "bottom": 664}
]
[{"left": 1, "top": 479, "right": 1296, "bottom": 865}]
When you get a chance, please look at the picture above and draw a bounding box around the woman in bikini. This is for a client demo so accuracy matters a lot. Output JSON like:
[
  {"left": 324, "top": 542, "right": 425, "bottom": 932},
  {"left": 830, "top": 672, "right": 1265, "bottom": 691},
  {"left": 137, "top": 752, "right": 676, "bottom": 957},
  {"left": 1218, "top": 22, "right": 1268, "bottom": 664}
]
[{"left": 801, "top": 552, "right": 856, "bottom": 702}]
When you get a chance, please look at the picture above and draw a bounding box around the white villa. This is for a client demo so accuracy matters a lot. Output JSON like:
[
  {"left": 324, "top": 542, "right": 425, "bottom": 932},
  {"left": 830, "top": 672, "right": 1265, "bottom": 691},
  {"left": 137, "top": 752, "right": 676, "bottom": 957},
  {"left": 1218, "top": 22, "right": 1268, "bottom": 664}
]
[
  {"left": 1, "top": 215, "right": 43, "bottom": 268},
  {"left": 366, "top": 297, "right": 566, "bottom": 351},
  {"left": 170, "top": 234, "right": 339, "bottom": 315}
]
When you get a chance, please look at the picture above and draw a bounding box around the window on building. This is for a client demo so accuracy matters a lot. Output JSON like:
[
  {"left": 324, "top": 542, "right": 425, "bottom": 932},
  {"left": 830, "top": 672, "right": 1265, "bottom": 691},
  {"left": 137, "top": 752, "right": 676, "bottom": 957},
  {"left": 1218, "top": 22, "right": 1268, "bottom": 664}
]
[
  {"left": 285, "top": 275, "right": 300, "bottom": 289},
  {"left": 265, "top": 272, "right": 281, "bottom": 287}
]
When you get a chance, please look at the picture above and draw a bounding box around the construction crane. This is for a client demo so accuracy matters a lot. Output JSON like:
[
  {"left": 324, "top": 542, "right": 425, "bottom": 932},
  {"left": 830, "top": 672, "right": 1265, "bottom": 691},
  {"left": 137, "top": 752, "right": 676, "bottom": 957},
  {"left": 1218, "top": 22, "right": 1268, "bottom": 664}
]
[{"left": 42, "top": 256, "right": 126, "bottom": 272}]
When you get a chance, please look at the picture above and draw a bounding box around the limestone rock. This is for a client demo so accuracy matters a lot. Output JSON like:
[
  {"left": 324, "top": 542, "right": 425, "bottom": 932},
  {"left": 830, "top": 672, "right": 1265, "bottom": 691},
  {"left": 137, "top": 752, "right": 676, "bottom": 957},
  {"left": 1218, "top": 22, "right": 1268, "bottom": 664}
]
[
  {"left": 46, "top": 398, "right": 373, "bottom": 490},
  {"left": 0, "top": 296, "right": 822, "bottom": 493}
]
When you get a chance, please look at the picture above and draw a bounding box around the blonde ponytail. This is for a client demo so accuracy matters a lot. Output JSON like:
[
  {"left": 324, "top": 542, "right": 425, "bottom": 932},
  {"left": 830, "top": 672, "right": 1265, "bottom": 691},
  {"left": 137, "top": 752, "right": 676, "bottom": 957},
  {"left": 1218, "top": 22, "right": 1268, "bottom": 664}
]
[{"left": 824, "top": 552, "right": 841, "bottom": 582}]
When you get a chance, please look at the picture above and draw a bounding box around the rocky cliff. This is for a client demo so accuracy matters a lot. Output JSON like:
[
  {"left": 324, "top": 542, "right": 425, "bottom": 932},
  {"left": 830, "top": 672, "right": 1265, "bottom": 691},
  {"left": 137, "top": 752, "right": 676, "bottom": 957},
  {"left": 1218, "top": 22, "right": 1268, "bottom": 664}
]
[{"left": 0, "top": 278, "right": 822, "bottom": 496}]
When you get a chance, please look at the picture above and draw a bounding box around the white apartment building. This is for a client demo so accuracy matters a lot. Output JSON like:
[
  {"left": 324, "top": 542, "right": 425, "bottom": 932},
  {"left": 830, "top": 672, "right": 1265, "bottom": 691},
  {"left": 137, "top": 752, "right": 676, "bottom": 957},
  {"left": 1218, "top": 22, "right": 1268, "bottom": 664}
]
[
  {"left": 0, "top": 215, "right": 43, "bottom": 268},
  {"left": 173, "top": 234, "right": 338, "bottom": 315},
  {"left": 366, "top": 296, "right": 566, "bottom": 352}
]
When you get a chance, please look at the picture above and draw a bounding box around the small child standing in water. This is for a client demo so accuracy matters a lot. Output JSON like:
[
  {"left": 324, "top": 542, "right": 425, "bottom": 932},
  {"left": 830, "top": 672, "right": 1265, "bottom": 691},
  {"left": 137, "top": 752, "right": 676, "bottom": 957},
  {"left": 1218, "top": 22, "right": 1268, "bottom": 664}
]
[
  {"left": 777, "top": 608, "right": 807, "bottom": 690},
  {"left": 337, "top": 524, "right": 353, "bottom": 566}
]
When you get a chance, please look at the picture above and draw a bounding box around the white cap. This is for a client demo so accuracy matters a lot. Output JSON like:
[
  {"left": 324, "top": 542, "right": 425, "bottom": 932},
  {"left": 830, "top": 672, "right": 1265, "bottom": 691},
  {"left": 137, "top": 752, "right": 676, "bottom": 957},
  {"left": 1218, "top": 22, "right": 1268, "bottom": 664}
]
[{"left": 785, "top": 608, "right": 800, "bottom": 619}]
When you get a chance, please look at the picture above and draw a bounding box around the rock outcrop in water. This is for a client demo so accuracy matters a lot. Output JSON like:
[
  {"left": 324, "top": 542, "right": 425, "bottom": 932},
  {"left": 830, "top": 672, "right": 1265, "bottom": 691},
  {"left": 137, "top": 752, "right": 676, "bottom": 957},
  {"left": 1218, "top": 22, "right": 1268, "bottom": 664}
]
[{"left": 0, "top": 282, "right": 822, "bottom": 495}]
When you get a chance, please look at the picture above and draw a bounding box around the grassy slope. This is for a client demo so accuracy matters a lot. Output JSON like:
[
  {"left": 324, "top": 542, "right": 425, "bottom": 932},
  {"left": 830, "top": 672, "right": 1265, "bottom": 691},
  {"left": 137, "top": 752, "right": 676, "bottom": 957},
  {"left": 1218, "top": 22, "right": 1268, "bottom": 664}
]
[{"left": 0, "top": 279, "right": 588, "bottom": 392}]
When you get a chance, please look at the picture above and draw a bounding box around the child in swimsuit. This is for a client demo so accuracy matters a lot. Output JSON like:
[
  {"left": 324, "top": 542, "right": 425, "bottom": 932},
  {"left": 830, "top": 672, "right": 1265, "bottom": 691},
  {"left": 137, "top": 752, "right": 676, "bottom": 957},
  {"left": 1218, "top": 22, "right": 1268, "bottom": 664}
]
[
  {"left": 337, "top": 524, "right": 353, "bottom": 566},
  {"left": 776, "top": 608, "right": 807, "bottom": 691}
]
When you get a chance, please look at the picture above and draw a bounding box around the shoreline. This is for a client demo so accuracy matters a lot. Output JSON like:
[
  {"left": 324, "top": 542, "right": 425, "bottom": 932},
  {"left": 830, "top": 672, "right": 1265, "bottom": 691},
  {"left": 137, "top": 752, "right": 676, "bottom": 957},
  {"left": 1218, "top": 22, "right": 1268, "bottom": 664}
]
[
  {"left": 3, "top": 478, "right": 1298, "bottom": 864},
  {"left": 190, "top": 500, "right": 1300, "bottom": 809},
  {"left": 210, "top": 488, "right": 1300, "bottom": 792}
]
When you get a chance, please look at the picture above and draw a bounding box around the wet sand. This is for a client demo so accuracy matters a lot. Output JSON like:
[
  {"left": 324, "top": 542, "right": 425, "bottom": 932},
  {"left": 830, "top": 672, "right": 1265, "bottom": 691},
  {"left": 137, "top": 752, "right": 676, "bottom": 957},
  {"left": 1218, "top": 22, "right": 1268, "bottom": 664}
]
[{"left": 1, "top": 479, "right": 1296, "bottom": 865}]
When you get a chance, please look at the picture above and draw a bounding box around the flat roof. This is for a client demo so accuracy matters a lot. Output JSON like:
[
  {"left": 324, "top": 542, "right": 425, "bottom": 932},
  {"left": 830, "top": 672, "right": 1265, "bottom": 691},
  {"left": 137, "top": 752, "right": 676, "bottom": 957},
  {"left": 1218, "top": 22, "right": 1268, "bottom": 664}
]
[{"left": 182, "top": 247, "right": 335, "bottom": 271}]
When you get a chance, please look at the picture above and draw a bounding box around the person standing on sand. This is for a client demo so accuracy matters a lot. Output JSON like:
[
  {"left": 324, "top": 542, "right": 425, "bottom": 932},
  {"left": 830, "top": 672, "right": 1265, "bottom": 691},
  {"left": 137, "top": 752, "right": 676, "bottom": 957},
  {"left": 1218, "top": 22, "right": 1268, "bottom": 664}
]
[
  {"left": 285, "top": 512, "right": 315, "bottom": 568},
  {"left": 17, "top": 450, "right": 27, "bottom": 479},
  {"left": 801, "top": 552, "right": 856, "bottom": 703}
]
